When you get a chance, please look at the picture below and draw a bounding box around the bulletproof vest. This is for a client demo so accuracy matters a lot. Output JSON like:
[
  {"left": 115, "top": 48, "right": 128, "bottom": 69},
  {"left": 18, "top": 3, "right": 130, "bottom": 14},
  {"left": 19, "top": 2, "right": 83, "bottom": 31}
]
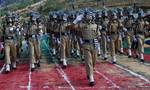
[
  {"left": 29, "top": 24, "right": 38, "bottom": 35},
  {"left": 81, "top": 23, "right": 97, "bottom": 40},
  {"left": 5, "top": 25, "right": 15, "bottom": 38},
  {"left": 136, "top": 20, "right": 145, "bottom": 33},
  {"left": 110, "top": 20, "right": 119, "bottom": 33},
  {"left": 125, "top": 19, "right": 133, "bottom": 29}
]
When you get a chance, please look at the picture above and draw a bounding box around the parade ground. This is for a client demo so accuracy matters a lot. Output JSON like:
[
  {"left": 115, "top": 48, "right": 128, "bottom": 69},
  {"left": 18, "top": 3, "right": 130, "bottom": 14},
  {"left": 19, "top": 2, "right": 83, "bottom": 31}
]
[{"left": 0, "top": 36, "right": 150, "bottom": 90}]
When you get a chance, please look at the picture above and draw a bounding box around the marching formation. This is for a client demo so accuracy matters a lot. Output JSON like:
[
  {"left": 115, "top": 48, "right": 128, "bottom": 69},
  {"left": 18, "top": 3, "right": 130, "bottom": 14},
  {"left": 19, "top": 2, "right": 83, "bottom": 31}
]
[{"left": 1, "top": 7, "right": 150, "bottom": 86}]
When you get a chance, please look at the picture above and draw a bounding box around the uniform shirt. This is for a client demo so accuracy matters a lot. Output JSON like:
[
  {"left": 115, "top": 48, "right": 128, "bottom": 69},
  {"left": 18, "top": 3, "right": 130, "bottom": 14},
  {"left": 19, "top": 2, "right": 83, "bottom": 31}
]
[
  {"left": 102, "top": 18, "right": 109, "bottom": 29},
  {"left": 53, "top": 22, "right": 60, "bottom": 33},
  {"left": 29, "top": 24, "right": 38, "bottom": 35},
  {"left": 109, "top": 20, "right": 119, "bottom": 33},
  {"left": 125, "top": 18, "right": 134, "bottom": 29},
  {"left": 136, "top": 20, "right": 145, "bottom": 34},
  {"left": 5, "top": 25, "right": 15, "bottom": 38},
  {"left": 38, "top": 23, "right": 45, "bottom": 35},
  {"left": 81, "top": 23, "right": 98, "bottom": 40},
  {"left": 60, "top": 23, "right": 68, "bottom": 33}
]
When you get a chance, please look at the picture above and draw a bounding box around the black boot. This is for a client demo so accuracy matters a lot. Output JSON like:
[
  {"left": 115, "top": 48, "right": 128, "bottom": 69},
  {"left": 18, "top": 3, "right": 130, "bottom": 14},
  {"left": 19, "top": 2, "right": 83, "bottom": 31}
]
[{"left": 89, "top": 82, "right": 95, "bottom": 86}]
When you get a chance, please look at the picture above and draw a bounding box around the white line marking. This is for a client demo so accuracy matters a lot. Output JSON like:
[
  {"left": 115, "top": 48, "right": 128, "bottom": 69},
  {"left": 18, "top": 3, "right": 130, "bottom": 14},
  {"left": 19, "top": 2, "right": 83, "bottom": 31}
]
[
  {"left": 0, "top": 64, "right": 5, "bottom": 74},
  {"left": 143, "top": 62, "right": 150, "bottom": 66},
  {"left": 58, "top": 86, "right": 116, "bottom": 89},
  {"left": 43, "top": 40, "right": 76, "bottom": 90},
  {"left": 95, "top": 70, "right": 120, "bottom": 89},
  {"left": 27, "top": 68, "right": 32, "bottom": 90},
  {"left": 115, "top": 64, "right": 150, "bottom": 84},
  {"left": 56, "top": 68, "right": 75, "bottom": 90}
]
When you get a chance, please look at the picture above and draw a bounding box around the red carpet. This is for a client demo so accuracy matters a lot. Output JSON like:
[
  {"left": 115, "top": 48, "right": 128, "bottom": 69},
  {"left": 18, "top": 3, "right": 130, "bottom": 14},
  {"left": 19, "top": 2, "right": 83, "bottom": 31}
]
[
  {"left": 0, "top": 60, "right": 149, "bottom": 90},
  {"left": 0, "top": 64, "right": 29, "bottom": 90}
]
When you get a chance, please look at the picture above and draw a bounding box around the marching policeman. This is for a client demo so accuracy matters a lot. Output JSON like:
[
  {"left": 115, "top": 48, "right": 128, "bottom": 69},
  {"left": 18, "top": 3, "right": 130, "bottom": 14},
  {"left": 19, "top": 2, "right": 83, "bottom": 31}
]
[
  {"left": 75, "top": 12, "right": 98, "bottom": 86},
  {"left": 59, "top": 13, "right": 70, "bottom": 68},
  {"left": 4, "top": 13, "right": 17, "bottom": 73},
  {"left": 28, "top": 12, "right": 41, "bottom": 71},
  {"left": 101, "top": 11, "right": 109, "bottom": 60},
  {"left": 124, "top": 13, "right": 134, "bottom": 58},
  {"left": 108, "top": 13, "right": 119, "bottom": 64},
  {"left": 135, "top": 14, "right": 146, "bottom": 62}
]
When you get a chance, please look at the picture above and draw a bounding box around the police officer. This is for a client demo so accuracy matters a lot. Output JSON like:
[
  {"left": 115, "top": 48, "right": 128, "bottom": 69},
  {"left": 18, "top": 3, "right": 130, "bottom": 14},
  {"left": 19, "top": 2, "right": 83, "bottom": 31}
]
[
  {"left": 28, "top": 12, "right": 41, "bottom": 71},
  {"left": 124, "top": 12, "right": 134, "bottom": 58},
  {"left": 58, "top": 13, "right": 70, "bottom": 68},
  {"left": 75, "top": 12, "right": 98, "bottom": 86},
  {"left": 4, "top": 13, "right": 17, "bottom": 73},
  {"left": 95, "top": 12, "right": 102, "bottom": 56},
  {"left": 108, "top": 13, "right": 119, "bottom": 64},
  {"left": 135, "top": 13, "right": 145, "bottom": 62},
  {"left": 101, "top": 10, "right": 109, "bottom": 60},
  {"left": 48, "top": 12, "right": 57, "bottom": 56},
  {"left": 51, "top": 12, "right": 61, "bottom": 58},
  {"left": 13, "top": 14, "right": 23, "bottom": 58},
  {"left": 117, "top": 9, "right": 124, "bottom": 54}
]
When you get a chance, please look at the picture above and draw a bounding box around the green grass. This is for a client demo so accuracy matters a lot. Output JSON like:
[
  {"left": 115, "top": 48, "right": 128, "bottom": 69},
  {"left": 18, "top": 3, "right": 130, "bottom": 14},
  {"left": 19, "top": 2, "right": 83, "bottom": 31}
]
[{"left": 0, "top": 0, "right": 41, "bottom": 17}]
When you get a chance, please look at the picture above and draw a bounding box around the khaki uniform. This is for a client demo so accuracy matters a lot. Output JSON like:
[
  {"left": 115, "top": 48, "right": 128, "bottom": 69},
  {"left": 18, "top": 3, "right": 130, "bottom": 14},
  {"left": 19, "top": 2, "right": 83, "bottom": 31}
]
[
  {"left": 117, "top": 19, "right": 124, "bottom": 53},
  {"left": 101, "top": 18, "right": 109, "bottom": 59},
  {"left": 135, "top": 19, "right": 145, "bottom": 60},
  {"left": 51, "top": 22, "right": 60, "bottom": 56},
  {"left": 124, "top": 18, "right": 134, "bottom": 57},
  {"left": 28, "top": 24, "right": 40, "bottom": 65},
  {"left": 4, "top": 25, "right": 17, "bottom": 65},
  {"left": 109, "top": 20, "right": 119, "bottom": 62},
  {"left": 60, "top": 23, "right": 69, "bottom": 66},
  {"left": 81, "top": 23, "right": 98, "bottom": 82},
  {"left": 71, "top": 24, "right": 81, "bottom": 57},
  {"left": 15, "top": 24, "right": 23, "bottom": 58}
]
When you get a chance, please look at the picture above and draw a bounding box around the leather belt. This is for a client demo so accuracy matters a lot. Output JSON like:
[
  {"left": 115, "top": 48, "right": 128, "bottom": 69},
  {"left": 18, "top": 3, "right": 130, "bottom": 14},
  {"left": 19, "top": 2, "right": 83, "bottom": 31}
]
[
  {"left": 83, "top": 39, "right": 94, "bottom": 44},
  {"left": 137, "top": 31, "right": 144, "bottom": 34},
  {"left": 111, "top": 32, "right": 117, "bottom": 34},
  {"left": 61, "top": 32, "right": 66, "bottom": 35}
]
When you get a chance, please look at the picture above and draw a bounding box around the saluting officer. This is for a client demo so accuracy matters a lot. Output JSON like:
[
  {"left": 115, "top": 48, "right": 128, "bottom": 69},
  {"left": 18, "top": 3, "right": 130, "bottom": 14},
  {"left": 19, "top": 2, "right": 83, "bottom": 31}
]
[{"left": 75, "top": 12, "right": 98, "bottom": 86}]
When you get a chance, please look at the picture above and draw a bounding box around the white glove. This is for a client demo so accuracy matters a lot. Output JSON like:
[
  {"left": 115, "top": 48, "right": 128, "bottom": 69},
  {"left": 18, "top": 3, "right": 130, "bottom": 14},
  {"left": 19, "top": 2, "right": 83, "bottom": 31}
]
[
  {"left": 123, "top": 27, "right": 127, "bottom": 32},
  {"left": 73, "top": 14, "right": 83, "bottom": 24}
]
